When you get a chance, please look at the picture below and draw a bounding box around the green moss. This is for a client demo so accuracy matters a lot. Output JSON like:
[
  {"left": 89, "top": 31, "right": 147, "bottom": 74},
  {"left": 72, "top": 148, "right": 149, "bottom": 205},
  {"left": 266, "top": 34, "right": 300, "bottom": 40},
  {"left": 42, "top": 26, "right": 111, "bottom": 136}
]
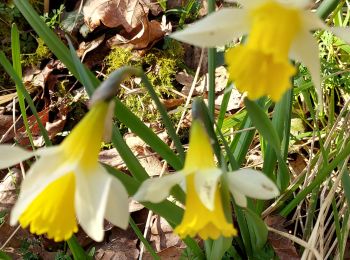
[
  {"left": 104, "top": 39, "right": 184, "bottom": 122},
  {"left": 105, "top": 47, "right": 141, "bottom": 73},
  {"left": 21, "top": 38, "right": 51, "bottom": 67}
]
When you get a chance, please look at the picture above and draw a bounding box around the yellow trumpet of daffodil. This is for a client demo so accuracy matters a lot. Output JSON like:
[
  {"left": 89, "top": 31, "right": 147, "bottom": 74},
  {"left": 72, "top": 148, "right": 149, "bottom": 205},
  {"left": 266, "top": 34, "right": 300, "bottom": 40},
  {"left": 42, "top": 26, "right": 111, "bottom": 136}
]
[
  {"left": 0, "top": 101, "right": 129, "bottom": 242},
  {"left": 171, "top": 0, "right": 350, "bottom": 104},
  {"left": 134, "top": 119, "right": 279, "bottom": 240}
]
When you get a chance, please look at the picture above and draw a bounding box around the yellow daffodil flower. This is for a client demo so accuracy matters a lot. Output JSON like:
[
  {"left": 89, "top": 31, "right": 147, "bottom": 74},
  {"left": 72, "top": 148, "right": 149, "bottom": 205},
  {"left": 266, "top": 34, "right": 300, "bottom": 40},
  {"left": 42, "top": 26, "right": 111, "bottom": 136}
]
[
  {"left": 171, "top": 0, "right": 350, "bottom": 104},
  {"left": 0, "top": 101, "right": 129, "bottom": 242},
  {"left": 134, "top": 119, "right": 279, "bottom": 239}
]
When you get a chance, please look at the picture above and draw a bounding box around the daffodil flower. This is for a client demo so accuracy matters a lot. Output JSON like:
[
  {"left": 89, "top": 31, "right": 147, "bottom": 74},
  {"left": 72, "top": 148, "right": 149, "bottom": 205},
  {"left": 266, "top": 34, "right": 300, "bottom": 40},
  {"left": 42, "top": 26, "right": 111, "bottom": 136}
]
[
  {"left": 134, "top": 119, "right": 279, "bottom": 239},
  {"left": 171, "top": 0, "right": 350, "bottom": 104},
  {"left": 0, "top": 101, "right": 129, "bottom": 242}
]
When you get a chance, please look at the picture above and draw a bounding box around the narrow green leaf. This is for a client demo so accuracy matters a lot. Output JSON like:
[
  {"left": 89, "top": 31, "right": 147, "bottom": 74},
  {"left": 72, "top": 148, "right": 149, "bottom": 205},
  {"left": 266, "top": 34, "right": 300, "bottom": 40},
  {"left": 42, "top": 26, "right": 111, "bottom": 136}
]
[
  {"left": 14, "top": 0, "right": 80, "bottom": 79},
  {"left": 342, "top": 169, "right": 350, "bottom": 207},
  {"left": 0, "top": 52, "right": 51, "bottom": 146},
  {"left": 129, "top": 218, "right": 160, "bottom": 260},
  {"left": 280, "top": 141, "right": 350, "bottom": 216},
  {"left": 114, "top": 99, "right": 183, "bottom": 170},
  {"left": 140, "top": 75, "right": 185, "bottom": 161},
  {"left": 11, "top": 23, "right": 35, "bottom": 148},
  {"left": 244, "top": 98, "right": 289, "bottom": 190},
  {"left": 244, "top": 99, "right": 280, "bottom": 151},
  {"left": 216, "top": 83, "right": 232, "bottom": 131},
  {"left": 244, "top": 209, "right": 268, "bottom": 251}
]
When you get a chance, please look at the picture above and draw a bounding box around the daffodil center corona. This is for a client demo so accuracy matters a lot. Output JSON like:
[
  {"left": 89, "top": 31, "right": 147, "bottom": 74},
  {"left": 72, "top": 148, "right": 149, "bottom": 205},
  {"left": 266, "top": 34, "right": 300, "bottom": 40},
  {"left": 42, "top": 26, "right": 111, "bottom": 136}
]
[
  {"left": 19, "top": 174, "right": 77, "bottom": 242},
  {"left": 175, "top": 175, "right": 237, "bottom": 239},
  {"left": 62, "top": 102, "right": 109, "bottom": 169},
  {"left": 225, "top": 1, "right": 301, "bottom": 102},
  {"left": 248, "top": 1, "right": 301, "bottom": 58}
]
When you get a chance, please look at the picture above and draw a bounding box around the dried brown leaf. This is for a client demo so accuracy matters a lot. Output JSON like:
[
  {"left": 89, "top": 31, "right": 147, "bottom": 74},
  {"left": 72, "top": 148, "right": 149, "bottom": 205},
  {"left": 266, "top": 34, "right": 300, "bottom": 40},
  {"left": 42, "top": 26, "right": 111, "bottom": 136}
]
[
  {"left": 83, "top": 0, "right": 150, "bottom": 32},
  {"left": 95, "top": 228, "right": 139, "bottom": 260},
  {"left": 107, "top": 16, "right": 168, "bottom": 50},
  {"left": 265, "top": 215, "right": 300, "bottom": 260}
]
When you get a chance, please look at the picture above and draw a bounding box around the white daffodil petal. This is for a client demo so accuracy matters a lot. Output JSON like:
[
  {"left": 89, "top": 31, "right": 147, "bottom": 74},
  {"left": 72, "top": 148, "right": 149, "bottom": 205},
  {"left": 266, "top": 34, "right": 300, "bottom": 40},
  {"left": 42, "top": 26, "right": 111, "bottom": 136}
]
[
  {"left": 234, "top": 0, "right": 265, "bottom": 8},
  {"left": 301, "top": 11, "right": 325, "bottom": 31},
  {"left": 170, "top": 8, "right": 249, "bottom": 47},
  {"left": 11, "top": 150, "right": 72, "bottom": 225},
  {"left": 290, "top": 30, "right": 322, "bottom": 110},
  {"left": 104, "top": 177, "right": 129, "bottom": 230},
  {"left": 230, "top": 189, "right": 247, "bottom": 208},
  {"left": 302, "top": 12, "right": 350, "bottom": 43},
  {"left": 133, "top": 172, "right": 184, "bottom": 203},
  {"left": 194, "top": 169, "right": 222, "bottom": 210},
  {"left": 0, "top": 145, "right": 34, "bottom": 169},
  {"left": 75, "top": 165, "right": 111, "bottom": 242},
  {"left": 278, "top": 0, "right": 311, "bottom": 8},
  {"left": 228, "top": 169, "right": 279, "bottom": 200},
  {"left": 329, "top": 27, "right": 350, "bottom": 43}
]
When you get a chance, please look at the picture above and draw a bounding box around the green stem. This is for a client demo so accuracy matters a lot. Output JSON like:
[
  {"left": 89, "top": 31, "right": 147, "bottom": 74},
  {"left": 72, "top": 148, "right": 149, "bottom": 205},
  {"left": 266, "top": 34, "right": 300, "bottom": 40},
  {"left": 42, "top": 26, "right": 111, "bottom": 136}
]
[
  {"left": 207, "top": 0, "right": 216, "bottom": 119},
  {"left": 0, "top": 52, "right": 51, "bottom": 146}
]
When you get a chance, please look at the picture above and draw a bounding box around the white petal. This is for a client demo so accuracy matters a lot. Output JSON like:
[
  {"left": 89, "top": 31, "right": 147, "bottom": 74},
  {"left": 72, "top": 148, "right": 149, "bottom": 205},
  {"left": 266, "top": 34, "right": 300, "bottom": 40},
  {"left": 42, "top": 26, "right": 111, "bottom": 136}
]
[
  {"left": 194, "top": 169, "right": 222, "bottom": 210},
  {"left": 301, "top": 11, "right": 325, "bottom": 31},
  {"left": 277, "top": 0, "right": 311, "bottom": 8},
  {"left": 170, "top": 8, "right": 249, "bottom": 47},
  {"left": 234, "top": 0, "right": 265, "bottom": 8},
  {"left": 75, "top": 164, "right": 111, "bottom": 242},
  {"left": 0, "top": 145, "right": 34, "bottom": 169},
  {"left": 329, "top": 27, "right": 350, "bottom": 43},
  {"left": 11, "top": 148, "right": 72, "bottom": 225},
  {"left": 302, "top": 12, "right": 350, "bottom": 43},
  {"left": 289, "top": 30, "right": 322, "bottom": 110},
  {"left": 227, "top": 169, "right": 279, "bottom": 200},
  {"left": 231, "top": 189, "right": 247, "bottom": 207},
  {"left": 133, "top": 172, "right": 184, "bottom": 203},
  {"left": 104, "top": 177, "right": 129, "bottom": 230}
]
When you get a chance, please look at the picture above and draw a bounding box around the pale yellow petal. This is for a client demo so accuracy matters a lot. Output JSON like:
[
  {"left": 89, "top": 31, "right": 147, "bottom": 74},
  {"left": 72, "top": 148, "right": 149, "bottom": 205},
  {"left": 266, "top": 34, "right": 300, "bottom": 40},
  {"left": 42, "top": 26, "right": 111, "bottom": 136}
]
[
  {"left": 133, "top": 172, "right": 184, "bottom": 203},
  {"left": 104, "top": 177, "right": 129, "bottom": 229},
  {"left": 171, "top": 8, "right": 249, "bottom": 47},
  {"left": 290, "top": 30, "right": 322, "bottom": 110},
  {"left": 231, "top": 189, "right": 247, "bottom": 208},
  {"left": 0, "top": 145, "right": 34, "bottom": 169},
  {"left": 75, "top": 165, "right": 111, "bottom": 242},
  {"left": 228, "top": 169, "right": 279, "bottom": 200},
  {"left": 194, "top": 169, "right": 222, "bottom": 210}
]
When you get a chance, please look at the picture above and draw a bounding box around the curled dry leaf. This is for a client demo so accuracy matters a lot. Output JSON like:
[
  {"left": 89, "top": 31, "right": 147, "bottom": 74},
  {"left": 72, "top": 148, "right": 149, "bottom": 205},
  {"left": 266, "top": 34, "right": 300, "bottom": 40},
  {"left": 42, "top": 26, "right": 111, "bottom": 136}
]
[
  {"left": 107, "top": 15, "right": 170, "bottom": 50},
  {"left": 77, "top": 34, "right": 105, "bottom": 61},
  {"left": 83, "top": 0, "right": 150, "bottom": 32}
]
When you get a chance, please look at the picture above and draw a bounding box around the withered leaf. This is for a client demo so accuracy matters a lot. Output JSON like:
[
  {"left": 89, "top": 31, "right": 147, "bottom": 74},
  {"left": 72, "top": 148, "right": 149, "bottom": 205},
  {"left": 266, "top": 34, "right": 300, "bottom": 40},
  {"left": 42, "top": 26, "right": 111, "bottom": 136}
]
[
  {"left": 107, "top": 16, "right": 169, "bottom": 50},
  {"left": 265, "top": 215, "right": 300, "bottom": 260},
  {"left": 83, "top": 0, "right": 150, "bottom": 33}
]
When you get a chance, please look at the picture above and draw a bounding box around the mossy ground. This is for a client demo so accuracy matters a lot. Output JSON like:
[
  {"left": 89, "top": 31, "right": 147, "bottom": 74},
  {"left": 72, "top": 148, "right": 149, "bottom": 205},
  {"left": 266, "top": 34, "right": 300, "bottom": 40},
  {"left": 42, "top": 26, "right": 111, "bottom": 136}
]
[{"left": 104, "top": 40, "right": 184, "bottom": 123}]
